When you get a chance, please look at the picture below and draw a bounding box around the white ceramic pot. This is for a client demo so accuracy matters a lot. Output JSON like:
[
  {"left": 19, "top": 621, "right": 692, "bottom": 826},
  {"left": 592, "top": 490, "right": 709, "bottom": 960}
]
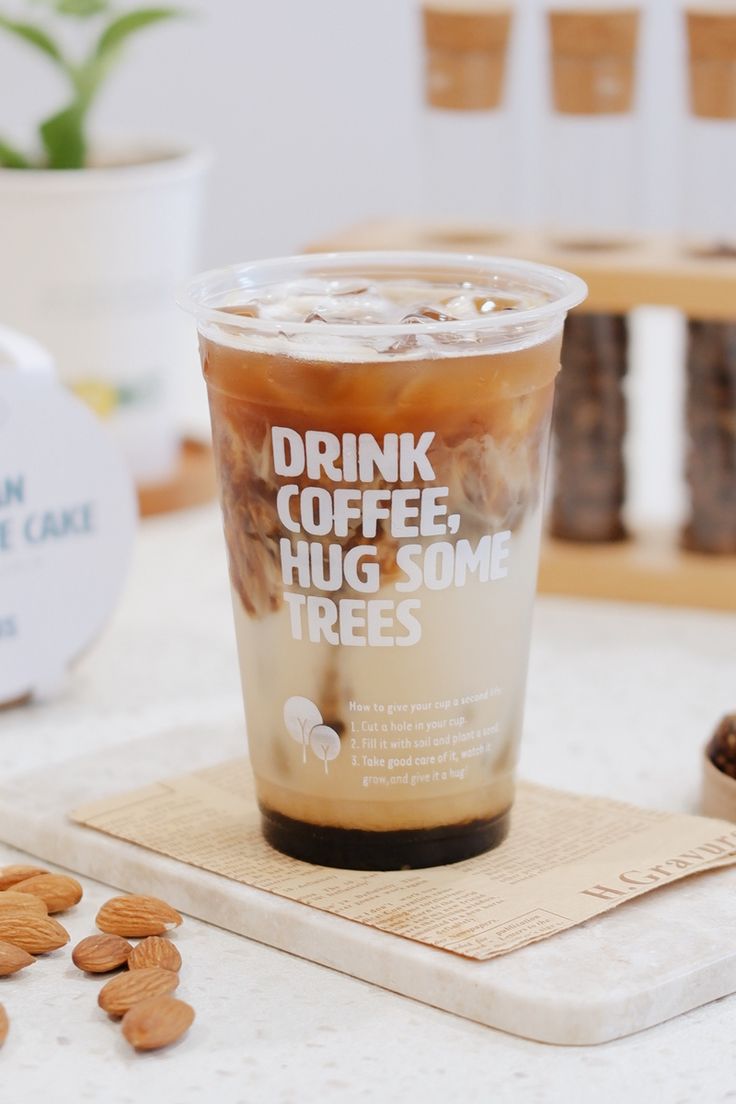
[
  {"left": 0, "top": 148, "right": 209, "bottom": 484},
  {"left": 0, "top": 323, "right": 55, "bottom": 375}
]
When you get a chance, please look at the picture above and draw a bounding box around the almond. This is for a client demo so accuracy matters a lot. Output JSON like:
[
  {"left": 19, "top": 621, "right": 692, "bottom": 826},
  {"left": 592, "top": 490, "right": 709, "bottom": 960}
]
[
  {"left": 0, "top": 1004, "right": 7, "bottom": 1047},
  {"left": 72, "top": 934, "right": 132, "bottom": 974},
  {"left": 0, "top": 891, "right": 48, "bottom": 918},
  {"left": 122, "top": 995, "right": 194, "bottom": 1051},
  {"left": 96, "top": 895, "right": 182, "bottom": 938},
  {"left": 98, "top": 967, "right": 179, "bottom": 1018},
  {"left": 127, "top": 936, "right": 182, "bottom": 974},
  {"left": 0, "top": 865, "right": 48, "bottom": 891},
  {"left": 14, "top": 874, "right": 83, "bottom": 914},
  {"left": 0, "top": 941, "right": 35, "bottom": 977},
  {"left": 0, "top": 914, "right": 69, "bottom": 955}
]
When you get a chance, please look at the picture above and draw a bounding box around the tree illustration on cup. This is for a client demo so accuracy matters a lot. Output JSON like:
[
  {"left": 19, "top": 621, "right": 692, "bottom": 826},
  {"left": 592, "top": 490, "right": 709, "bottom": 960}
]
[
  {"left": 283, "top": 697, "right": 342, "bottom": 774},
  {"left": 309, "top": 725, "right": 341, "bottom": 774}
]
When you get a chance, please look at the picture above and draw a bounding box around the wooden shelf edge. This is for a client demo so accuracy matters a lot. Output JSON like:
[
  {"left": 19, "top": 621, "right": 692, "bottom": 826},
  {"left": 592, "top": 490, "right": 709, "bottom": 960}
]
[
  {"left": 137, "top": 438, "right": 218, "bottom": 518},
  {"left": 308, "top": 219, "right": 736, "bottom": 319},
  {"left": 538, "top": 535, "right": 736, "bottom": 612}
]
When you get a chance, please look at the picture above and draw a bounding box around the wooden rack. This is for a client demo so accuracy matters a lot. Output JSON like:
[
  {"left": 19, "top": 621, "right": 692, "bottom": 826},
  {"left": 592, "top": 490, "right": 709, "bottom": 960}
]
[
  {"left": 307, "top": 220, "right": 736, "bottom": 611},
  {"left": 138, "top": 438, "right": 217, "bottom": 518},
  {"left": 308, "top": 219, "right": 736, "bottom": 320}
]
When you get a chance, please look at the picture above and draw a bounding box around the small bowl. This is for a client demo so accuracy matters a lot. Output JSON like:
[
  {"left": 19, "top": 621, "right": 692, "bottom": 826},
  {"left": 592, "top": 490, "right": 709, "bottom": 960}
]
[{"left": 702, "top": 748, "right": 736, "bottom": 822}]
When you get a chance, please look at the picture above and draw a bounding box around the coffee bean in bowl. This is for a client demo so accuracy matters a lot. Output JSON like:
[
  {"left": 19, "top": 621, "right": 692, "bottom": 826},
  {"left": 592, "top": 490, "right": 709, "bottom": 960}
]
[{"left": 702, "top": 713, "right": 736, "bottom": 821}]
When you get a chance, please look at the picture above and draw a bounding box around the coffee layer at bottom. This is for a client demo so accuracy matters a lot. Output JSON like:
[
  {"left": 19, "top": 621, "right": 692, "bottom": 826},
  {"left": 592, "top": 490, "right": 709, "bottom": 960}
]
[{"left": 260, "top": 803, "right": 511, "bottom": 870}]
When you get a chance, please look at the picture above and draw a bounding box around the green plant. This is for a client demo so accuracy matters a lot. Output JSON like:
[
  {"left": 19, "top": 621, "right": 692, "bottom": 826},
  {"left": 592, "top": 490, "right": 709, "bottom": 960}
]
[{"left": 0, "top": 0, "right": 182, "bottom": 169}]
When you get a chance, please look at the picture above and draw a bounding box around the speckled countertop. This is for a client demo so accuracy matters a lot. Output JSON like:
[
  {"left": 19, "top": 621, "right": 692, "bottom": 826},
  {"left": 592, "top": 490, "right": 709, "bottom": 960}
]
[{"left": 1, "top": 506, "right": 735, "bottom": 1103}]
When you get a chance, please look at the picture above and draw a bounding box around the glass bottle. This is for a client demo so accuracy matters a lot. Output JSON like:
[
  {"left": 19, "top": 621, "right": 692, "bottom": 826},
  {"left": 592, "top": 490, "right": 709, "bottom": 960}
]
[
  {"left": 682, "top": 5, "right": 736, "bottom": 554},
  {"left": 420, "top": 1, "right": 514, "bottom": 229},
  {"left": 545, "top": 4, "right": 641, "bottom": 543}
]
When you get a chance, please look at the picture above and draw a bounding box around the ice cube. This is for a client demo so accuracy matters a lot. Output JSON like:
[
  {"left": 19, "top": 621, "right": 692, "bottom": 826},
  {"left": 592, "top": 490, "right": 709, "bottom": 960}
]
[
  {"left": 400, "top": 306, "right": 457, "bottom": 324},
  {"left": 327, "top": 280, "right": 374, "bottom": 297},
  {"left": 386, "top": 333, "right": 422, "bottom": 354},
  {"left": 442, "top": 296, "right": 473, "bottom": 319},
  {"left": 231, "top": 301, "right": 261, "bottom": 318},
  {"left": 474, "top": 297, "right": 497, "bottom": 314}
]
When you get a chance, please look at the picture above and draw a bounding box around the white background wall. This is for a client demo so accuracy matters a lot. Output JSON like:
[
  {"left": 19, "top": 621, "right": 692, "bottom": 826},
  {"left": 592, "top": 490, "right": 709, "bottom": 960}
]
[{"left": 0, "top": 0, "right": 695, "bottom": 526}]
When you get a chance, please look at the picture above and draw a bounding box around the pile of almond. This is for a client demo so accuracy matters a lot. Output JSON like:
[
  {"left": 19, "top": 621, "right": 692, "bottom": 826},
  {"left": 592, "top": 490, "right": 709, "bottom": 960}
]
[
  {"left": 0, "top": 863, "right": 78, "bottom": 1049},
  {"left": 74, "top": 893, "right": 194, "bottom": 1051},
  {"left": 0, "top": 864, "right": 194, "bottom": 1053}
]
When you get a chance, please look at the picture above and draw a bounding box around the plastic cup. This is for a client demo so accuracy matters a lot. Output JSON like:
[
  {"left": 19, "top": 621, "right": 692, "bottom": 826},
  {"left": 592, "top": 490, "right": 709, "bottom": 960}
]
[{"left": 182, "top": 251, "right": 586, "bottom": 870}]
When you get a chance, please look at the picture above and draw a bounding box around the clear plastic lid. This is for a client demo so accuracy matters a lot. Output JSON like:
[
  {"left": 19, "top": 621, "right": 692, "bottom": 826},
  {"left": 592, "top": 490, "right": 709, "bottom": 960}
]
[{"left": 181, "top": 251, "right": 588, "bottom": 362}]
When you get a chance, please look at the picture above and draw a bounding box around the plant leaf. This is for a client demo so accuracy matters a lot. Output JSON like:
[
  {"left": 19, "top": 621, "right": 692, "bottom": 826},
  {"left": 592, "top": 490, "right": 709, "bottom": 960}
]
[
  {"left": 0, "top": 15, "right": 65, "bottom": 65},
  {"left": 96, "top": 7, "right": 181, "bottom": 59},
  {"left": 69, "top": 53, "right": 113, "bottom": 106},
  {"left": 27, "top": 0, "right": 109, "bottom": 13},
  {"left": 39, "top": 103, "right": 86, "bottom": 169},
  {"left": 0, "top": 138, "right": 31, "bottom": 169},
  {"left": 55, "top": 0, "right": 110, "bottom": 15}
]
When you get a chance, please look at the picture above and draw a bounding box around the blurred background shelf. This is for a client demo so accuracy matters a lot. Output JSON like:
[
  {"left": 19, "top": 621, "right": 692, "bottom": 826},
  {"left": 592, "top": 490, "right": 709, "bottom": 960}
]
[
  {"left": 539, "top": 534, "right": 736, "bottom": 613},
  {"left": 307, "top": 219, "right": 736, "bottom": 611},
  {"left": 137, "top": 438, "right": 217, "bottom": 518},
  {"left": 309, "top": 218, "right": 736, "bottom": 319}
]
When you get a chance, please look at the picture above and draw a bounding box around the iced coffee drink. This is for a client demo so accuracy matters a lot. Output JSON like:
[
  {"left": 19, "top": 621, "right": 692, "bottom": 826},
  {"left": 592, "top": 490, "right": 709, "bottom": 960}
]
[{"left": 185, "top": 253, "right": 585, "bottom": 869}]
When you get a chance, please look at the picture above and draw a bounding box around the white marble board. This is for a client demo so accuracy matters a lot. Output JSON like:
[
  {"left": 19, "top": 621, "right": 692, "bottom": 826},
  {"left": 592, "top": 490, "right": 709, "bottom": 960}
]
[{"left": 0, "top": 722, "right": 734, "bottom": 1048}]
